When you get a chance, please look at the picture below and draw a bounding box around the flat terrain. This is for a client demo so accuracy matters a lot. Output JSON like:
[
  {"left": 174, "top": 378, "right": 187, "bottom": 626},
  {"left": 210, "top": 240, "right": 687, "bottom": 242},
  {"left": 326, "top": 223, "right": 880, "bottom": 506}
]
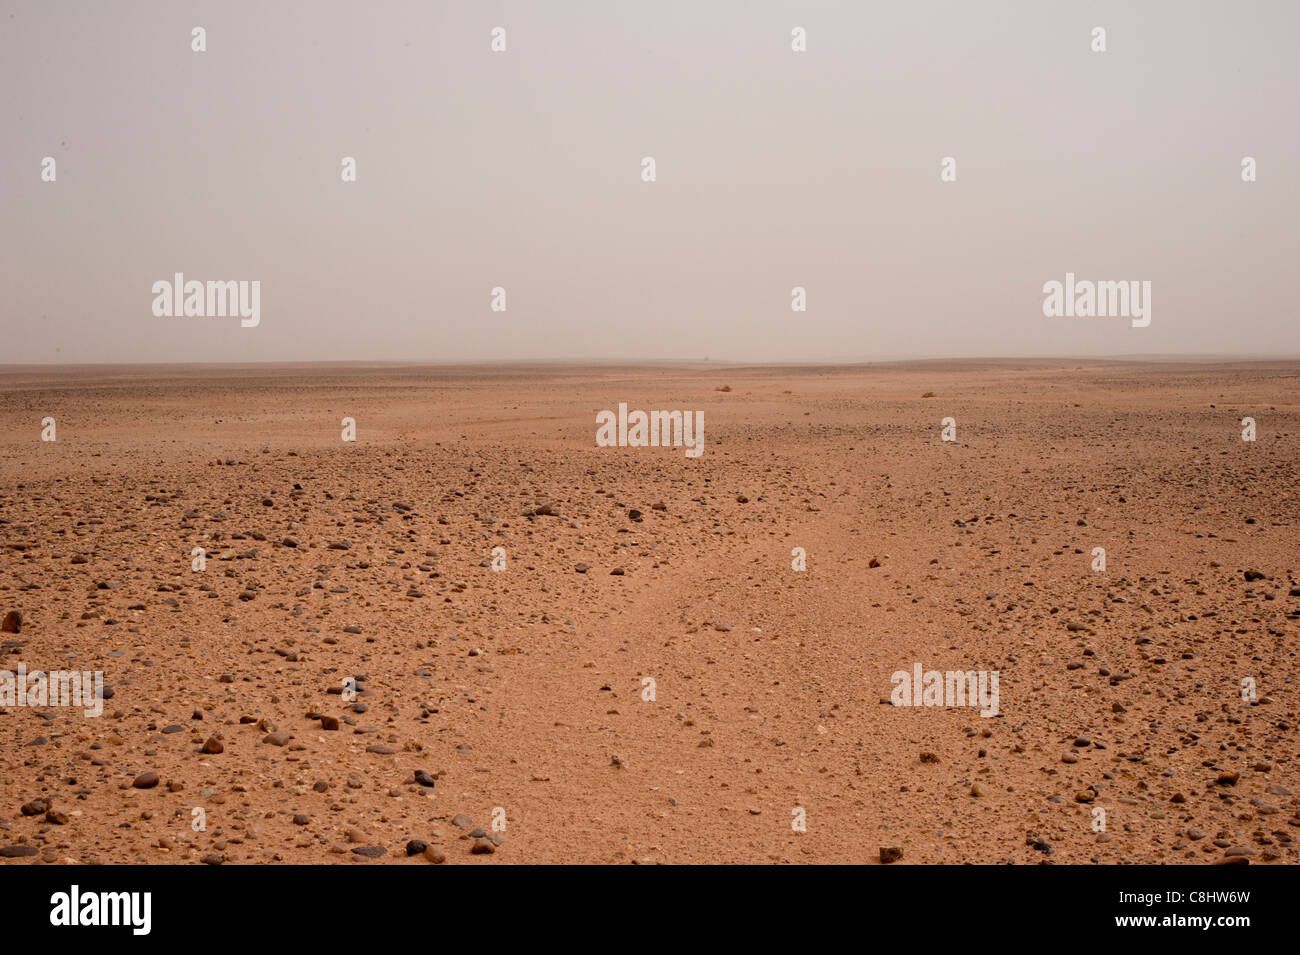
[{"left": 1, "top": 360, "right": 1297, "bottom": 864}]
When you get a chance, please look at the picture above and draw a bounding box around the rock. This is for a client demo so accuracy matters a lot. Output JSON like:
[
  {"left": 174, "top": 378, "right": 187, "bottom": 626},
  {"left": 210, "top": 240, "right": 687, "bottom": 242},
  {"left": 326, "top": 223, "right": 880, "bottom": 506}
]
[
  {"left": 319, "top": 716, "right": 339, "bottom": 731},
  {"left": 351, "top": 845, "right": 385, "bottom": 859},
  {"left": 365, "top": 744, "right": 396, "bottom": 755},
  {"left": 20, "top": 798, "right": 49, "bottom": 816},
  {"left": 201, "top": 735, "right": 224, "bottom": 754},
  {"left": 406, "top": 839, "right": 428, "bottom": 856},
  {"left": 471, "top": 837, "right": 495, "bottom": 854},
  {"left": 200, "top": 854, "right": 224, "bottom": 865},
  {"left": 575, "top": 563, "right": 590, "bottom": 574},
  {"left": 45, "top": 809, "right": 69, "bottom": 825},
  {"left": 423, "top": 845, "right": 447, "bottom": 864},
  {"left": 970, "top": 783, "right": 985, "bottom": 797},
  {"left": 0, "top": 845, "right": 39, "bottom": 857},
  {"left": 1243, "top": 570, "right": 1265, "bottom": 581},
  {"left": 132, "top": 771, "right": 160, "bottom": 789},
  {"left": 263, "top": 731, "right": 291, "bottom": 746},
  {"left": 1, "top": 611, "right": 20, "bottom": 634},
  {"left": 452, "top": 813, "right": 474, "bottom": 829},
  {"left": 293, "top": 814, "right": 310, "bottom": 826},
  {"left": 879, "top": 846, "right": 903, "bottom": 864},
  {"left": 610, "top": 567, "right": 625, "bottom": 576},
  {"left": 413, "top": 769, "right": 436, "bottom": 788}
]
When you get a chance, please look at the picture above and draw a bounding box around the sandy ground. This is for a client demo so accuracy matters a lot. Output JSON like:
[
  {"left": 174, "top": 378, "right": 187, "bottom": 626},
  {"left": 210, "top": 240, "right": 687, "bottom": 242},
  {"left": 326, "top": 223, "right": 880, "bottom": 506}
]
[{"left": 0, "top": 359, "right": 1297, "bottom": 865}]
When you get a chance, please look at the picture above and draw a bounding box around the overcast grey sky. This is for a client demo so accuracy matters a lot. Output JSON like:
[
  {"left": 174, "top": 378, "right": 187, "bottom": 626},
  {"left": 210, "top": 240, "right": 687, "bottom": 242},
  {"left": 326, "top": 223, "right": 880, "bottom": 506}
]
[{"left": 1, "top": 0, "right": 1296, "bottom": 364}]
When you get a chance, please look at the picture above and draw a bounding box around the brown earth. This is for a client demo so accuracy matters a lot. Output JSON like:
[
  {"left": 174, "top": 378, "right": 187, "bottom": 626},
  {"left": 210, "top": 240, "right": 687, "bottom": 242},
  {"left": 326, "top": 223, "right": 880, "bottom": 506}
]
[{"left": 0, "top": 359, "right": 1297, "bottom": 864}]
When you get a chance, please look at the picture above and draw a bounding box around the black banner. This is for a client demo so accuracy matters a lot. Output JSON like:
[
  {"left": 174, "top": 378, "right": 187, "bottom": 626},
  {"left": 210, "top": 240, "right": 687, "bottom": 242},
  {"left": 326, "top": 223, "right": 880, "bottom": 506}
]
[{"left": 0, "top": 862, "right": 1273, "bottom": 941}]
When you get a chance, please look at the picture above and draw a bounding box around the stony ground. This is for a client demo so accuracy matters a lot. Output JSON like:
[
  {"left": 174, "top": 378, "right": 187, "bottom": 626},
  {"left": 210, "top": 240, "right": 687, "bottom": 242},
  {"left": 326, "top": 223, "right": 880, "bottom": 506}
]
[{"left": 0, "top": 360, "right": 1297, "bottom": 864}]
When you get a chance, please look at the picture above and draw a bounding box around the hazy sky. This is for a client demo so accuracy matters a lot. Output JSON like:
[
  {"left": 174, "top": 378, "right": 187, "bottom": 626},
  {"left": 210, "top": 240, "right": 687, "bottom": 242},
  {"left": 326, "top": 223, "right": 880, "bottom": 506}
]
[{"left": 2, "top": 0, "right": 1297, "bottom": 363}]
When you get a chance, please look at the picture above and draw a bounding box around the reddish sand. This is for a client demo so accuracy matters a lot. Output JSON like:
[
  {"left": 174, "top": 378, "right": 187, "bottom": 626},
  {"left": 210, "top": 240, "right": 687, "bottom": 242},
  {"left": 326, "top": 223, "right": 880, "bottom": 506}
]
[{"left": 0, "top": 360, "right": 1296, "bottom": 864}]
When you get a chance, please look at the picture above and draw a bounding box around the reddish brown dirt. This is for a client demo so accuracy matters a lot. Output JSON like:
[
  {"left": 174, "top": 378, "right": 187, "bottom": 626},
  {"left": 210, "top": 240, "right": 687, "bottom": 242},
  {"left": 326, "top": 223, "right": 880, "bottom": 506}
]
[{"left": 1, "top": 360, "right": 1297, "bottom": 864}]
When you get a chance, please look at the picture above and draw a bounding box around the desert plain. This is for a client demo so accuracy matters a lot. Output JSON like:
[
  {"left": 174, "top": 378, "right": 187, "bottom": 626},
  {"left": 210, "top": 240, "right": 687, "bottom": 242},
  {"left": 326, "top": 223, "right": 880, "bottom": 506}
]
[{"left": 0, "top": 359, "right": 1297, "bottom": 864}]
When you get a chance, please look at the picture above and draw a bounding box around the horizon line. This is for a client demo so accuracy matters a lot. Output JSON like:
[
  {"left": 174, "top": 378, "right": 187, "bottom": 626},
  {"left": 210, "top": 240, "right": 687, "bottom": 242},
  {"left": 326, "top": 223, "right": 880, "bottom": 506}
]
[{"left": 3, "top": 354, "right": 1300, "bottom": 372}]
